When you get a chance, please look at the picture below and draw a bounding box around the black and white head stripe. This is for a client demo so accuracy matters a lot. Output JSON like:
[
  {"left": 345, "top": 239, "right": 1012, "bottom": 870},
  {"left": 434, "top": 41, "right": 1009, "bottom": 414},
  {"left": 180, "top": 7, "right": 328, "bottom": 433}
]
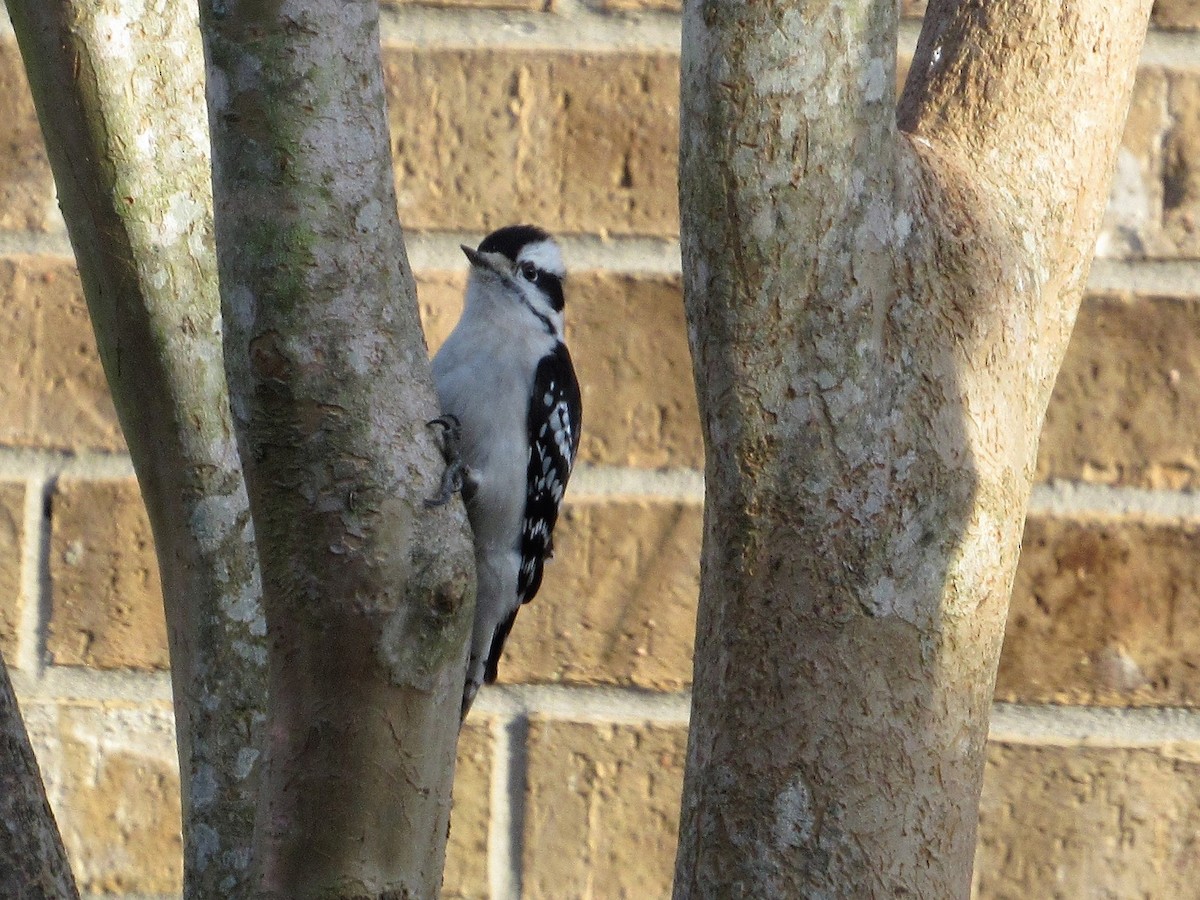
[
  {"left": 478, "top": 225, "right": 566, "bottom": 312},
  {"left": 478, "top": 225, "right": 559, "bottom": 270}
]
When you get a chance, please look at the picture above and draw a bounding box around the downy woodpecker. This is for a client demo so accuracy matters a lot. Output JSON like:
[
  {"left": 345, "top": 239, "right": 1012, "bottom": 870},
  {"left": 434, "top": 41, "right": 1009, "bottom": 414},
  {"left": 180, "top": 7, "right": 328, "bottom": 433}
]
[{"left": 427, "top": 225, "right": 582, "bottom": 718}]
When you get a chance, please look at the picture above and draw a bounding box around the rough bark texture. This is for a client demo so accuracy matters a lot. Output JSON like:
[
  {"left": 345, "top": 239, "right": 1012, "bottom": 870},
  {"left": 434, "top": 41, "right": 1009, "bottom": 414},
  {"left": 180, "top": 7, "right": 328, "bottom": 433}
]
[
  {"left": 9, "top": 3, "right": 267, "bottom": 897},
  {"left": 199, "top": 1, "right": 476, "bottom": 896},
  {"left": 674, "top": 0, "right": 1151, "bottom": 896},
  {"left": 0, "top": 658, "right": 79, "bottom": 900}
]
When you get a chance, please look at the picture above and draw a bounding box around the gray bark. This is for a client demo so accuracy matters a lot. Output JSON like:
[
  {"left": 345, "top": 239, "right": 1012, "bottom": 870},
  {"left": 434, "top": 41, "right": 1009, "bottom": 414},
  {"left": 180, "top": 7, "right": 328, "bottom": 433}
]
[
  {"left": 674, "top": 0, "right": 1152, "bottom": 896},
  {"left": 9, "top": 3, "right": 266, "bottom": 897},
  {"left": 0, "top": 657, "right": 79, "bottom": 900},
  {"left": 199, "top": 1, "right": 476, "bottom": 896}
]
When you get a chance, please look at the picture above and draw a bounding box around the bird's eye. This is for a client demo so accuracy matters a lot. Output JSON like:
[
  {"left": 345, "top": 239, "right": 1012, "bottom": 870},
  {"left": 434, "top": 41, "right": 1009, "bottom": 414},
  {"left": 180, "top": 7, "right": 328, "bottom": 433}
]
[{"left": 520, "top": 261, "right": 539, "bottom": 282}]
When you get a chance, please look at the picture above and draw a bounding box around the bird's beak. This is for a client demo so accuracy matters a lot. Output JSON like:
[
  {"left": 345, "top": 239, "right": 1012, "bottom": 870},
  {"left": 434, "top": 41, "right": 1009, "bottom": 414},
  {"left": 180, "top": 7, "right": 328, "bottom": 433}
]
[{"left": 461, "top": 244, "right": 488, "bottom": 269}]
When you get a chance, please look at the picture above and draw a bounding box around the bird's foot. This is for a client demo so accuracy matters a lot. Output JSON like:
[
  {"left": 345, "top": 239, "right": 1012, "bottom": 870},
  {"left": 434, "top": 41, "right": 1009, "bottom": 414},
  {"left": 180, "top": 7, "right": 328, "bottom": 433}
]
[{"left": 425, "top": 415, "right": 469, "bottom": 508}]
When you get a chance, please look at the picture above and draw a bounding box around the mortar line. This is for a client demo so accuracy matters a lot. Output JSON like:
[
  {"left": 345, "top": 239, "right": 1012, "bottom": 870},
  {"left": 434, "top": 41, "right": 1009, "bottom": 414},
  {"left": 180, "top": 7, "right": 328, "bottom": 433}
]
[
  {"left": 15, "top": 464, "right": 50, "bottom": 674},
  {"left": 406, "top": 232, "right": 1200, "bottom": 299},
  {"left": 484, "top": 713, "right": 529, "bottom": 900},
  {"left": 0, "top": 230, "right": 74, "bottom": 258},
  {"left": 471, "top": 685, "right": 1200, "bottom": 749},
  {"left": 1089, "top": 259, "right": 1200, "bottom": 300},
  {"left": 990, "top": 703, "right": 1200, "bottom": 748},
  {"left": 1028, "top": 481, "right": 1200, "bottom": 521},
  {"left": 474, "top": 683, "right": 693, "bottom": 723},
  {"left": 3, "top": 227, "right": 1199, "bottom": 299},
  {"left": 9, "top": 665, "right": 175, "bottom": 704},
  {"left": 378, "top": 3, "right": 681, "bottom": 52},
  {"left": 375, "top": 6, "right": 1200, "bottom": 67},
  {"left": 0, "top": 448, "right": 135, "bottom": 480},
  {"left": 1, "top": 1, "right": 1197, "bottom": 65},
  {"left": 569, "top": 464, "right": 704, "bottom": 502},
  {"left": 485, "top": 714, "right": 517, "bottom": 900},
  {"left": 17, "top": 664, "right": 1200, "bottom": 747},
  {"left": 32, "top": 473, "right": 55, "bottom": 678},
  {"left": 405, "top": 231, "right": 684, "bottom": 275}
]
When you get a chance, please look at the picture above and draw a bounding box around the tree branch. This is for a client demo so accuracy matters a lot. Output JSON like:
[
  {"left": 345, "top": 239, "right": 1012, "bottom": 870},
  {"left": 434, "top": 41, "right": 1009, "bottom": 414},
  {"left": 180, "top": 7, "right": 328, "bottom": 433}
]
[
  {"left": 198, "top": 1, "right": 476, "bottom": 895},
  {"left": 901, "top": 0, "right": 1152, "bottom": 291},
  {"left": 9, "top": 3, "right": 266, "bottom": 896}
]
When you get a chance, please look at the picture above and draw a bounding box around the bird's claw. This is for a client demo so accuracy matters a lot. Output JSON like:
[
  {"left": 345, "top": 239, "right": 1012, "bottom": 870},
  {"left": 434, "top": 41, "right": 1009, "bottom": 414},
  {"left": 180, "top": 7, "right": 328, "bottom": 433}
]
[{"left": 425, "top": 415, "right": 468, "bottom": 508}]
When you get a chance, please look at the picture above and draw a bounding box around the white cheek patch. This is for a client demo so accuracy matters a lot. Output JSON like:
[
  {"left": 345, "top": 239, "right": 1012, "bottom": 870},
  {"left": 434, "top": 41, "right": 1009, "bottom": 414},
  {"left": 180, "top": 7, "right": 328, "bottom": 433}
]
[{"left": 517, "top": 239, "right": 565, "bottom": 278}]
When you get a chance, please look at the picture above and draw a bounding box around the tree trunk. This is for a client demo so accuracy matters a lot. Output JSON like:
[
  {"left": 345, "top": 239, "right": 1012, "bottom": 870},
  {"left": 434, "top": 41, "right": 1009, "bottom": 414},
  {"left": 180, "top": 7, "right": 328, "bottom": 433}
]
[
  {"left": 674, "top": 0, "right": 1152, "bottom": 896},
  {"left": 0, "top": 658, "right": 78, "bottom": 899},
  {"left": 9, "top": 3, "right": 266, "bottom": 896},
  {"left": 199, "top": 1, "right": 476, "bottom": 896}
]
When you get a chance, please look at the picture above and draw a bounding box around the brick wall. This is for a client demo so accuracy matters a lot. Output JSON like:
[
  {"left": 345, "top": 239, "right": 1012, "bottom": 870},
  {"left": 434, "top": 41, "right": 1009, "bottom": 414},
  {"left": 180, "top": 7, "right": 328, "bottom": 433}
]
[{"left": 0, "top": 2, "right": 1198, "bottom": 898}]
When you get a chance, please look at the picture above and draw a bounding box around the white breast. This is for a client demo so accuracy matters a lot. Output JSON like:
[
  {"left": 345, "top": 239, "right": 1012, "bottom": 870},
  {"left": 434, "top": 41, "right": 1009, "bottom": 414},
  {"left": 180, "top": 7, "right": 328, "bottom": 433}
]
[{"left": 431, "top": 307, "right": 556, "bottom": 556}]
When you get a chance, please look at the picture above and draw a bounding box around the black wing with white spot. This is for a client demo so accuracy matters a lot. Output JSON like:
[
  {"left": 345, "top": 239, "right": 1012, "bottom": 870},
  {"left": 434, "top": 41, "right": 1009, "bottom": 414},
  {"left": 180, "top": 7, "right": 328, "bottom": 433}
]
[{"left": 482, "top": 342, "right": 581, "bottom": 683}]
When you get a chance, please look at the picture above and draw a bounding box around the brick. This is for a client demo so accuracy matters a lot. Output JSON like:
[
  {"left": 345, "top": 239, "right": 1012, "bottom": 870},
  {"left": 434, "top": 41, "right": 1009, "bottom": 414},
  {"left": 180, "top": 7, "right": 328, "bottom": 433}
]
[
  {"left": 997, "top": 515, "right": 1200, "bottom": 706},
  {"left": 1164, "top": 72, "right": 1200, "bottom": 255},
  {"left": 0, "top": 42, "right": 58, "bottom": 231},
  {"left": 48, "top": 478, "right": 167, "bottom": 670},
  {"left": 386, "top": 50, "right": 679, "bottom": 236},
  {"left": 443, "top": 720, "right": 493, "bottom": 899},
  {"left": 500, "top": 499, "right": 701, "bottom": 689},
  {"left": 523, "top": 719, "right": 686, "bottom": 899},
  {"left": 0, "top": 257, "right": 125, "bottom": 452},
  {"left": 1036, "top": 293, "right": 1200, "bottom": 489},
  {"left": 419, "top": 272, "right": 702, "bottom": 469},
  {"left": 975, "top": 742, "right": 1200, "bottom": 898},
  {"left": 22, "top": 701, "right": 183, "bottom": 896},
  {"left": 1153, "top": 0, "right": 1200, "bottom": 29},
  {"left": 415, "top": 272, "right": 464, "bottom": 351},
  {"left": 0, "top": 482, "right": 23, "bottom": 661}
]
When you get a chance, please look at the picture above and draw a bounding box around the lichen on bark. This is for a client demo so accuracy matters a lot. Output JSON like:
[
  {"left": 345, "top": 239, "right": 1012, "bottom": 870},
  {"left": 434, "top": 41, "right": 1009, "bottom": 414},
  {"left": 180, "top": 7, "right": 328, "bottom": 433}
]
[{"left": 200, "top": 0, "right": 476, "bottom": 895}]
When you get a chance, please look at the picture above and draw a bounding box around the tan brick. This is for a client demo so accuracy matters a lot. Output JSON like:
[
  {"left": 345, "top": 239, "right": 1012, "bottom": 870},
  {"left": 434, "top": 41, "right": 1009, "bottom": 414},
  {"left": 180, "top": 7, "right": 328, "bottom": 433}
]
[
  {"left": 415, "top": 271, "right": 466, "bottom": 351},
  {"left": 975, "top": 742, "right": 1200, "bottom": 899},
  {"left": 997, "top": 515, "right": 1200, "bottom": 706},
  {"left": 420, "top": 272, "right": 702, "bottom": 469},
  {"left": 444, "top": 720, "right": 493, "bottom": 899},
  {"left": 1153, "top": 0, "right": 1200, "bottom": 29},
  {"left": 0, "top": 257, "right": 125, "bottom": 452},
  {"left": 0, "top": 42, "right": 58, "bottom": 231},
  {"left": 523, "top": 720, "right": 685, "bottom": 899},
  {"left": 1036, "top": 294, "right": 1200, "bottom": 489},
  {"left": 23, "top": 701, "right": 182, "bottom": 896},
  {"left": 0, "top": 482, "right": 23, "bottom": 661},
  {"left": 386, "top": 50, "right": 679, "bottom": 236},
  {"left": 500, "top": 499, "right": 701, "bottom": 689},
  {"left": 48, "top": 478, "right": 167, "bottom": 670},
  {"left": 1164, "top": 72, "right": 1200, "bottom": 255}
]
